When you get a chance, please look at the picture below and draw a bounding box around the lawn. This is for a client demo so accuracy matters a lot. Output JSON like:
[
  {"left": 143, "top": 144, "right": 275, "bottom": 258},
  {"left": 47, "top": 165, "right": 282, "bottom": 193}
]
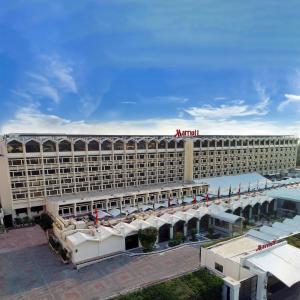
[{"left": 114, "top": 269, "right": 223, "bottom": 300}]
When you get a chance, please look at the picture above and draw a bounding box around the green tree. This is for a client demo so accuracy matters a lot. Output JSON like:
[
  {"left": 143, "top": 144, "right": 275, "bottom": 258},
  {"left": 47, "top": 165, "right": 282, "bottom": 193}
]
[
  {"left": 138, "top": 227, "right": 158, "bottom": 252},
  {"left": 39, "top": 213, "right": 53, "bottom": 230}
]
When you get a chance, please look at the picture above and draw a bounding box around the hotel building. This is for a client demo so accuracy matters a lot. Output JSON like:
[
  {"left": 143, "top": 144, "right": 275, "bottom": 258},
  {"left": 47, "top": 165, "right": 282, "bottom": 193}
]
[{"left": 0, "top": 134, "right": 297, "bottom": 223}]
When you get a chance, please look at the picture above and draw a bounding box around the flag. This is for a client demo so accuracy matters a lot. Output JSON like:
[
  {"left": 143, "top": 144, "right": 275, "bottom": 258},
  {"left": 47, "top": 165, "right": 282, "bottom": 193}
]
[
  {"left": 205, "top": 193, "right": 209, "bottom": 206},
  {"left": 192, "top": 195, "right": 197, "bottom": 204},
  {"left": 94, "top": 207, "right": 98, "bottom": 226},
  {"left": 217, "top": 186, "right": 220, "bottom": 199},
  {"left": 237, "top": 183, "right": 241, "bottom": 197},
  {"left": 248, "top": 182, "right": 250, "bottom": 193},
  {"left": 229, "top": 185, "right": 231, "bottom": 197}
]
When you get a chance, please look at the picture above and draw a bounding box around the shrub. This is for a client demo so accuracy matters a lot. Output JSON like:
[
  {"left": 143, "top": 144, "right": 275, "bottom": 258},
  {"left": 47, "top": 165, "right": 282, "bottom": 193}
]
[
  {"left": 190, "top": 229, "right": 197, "bottom": 241},
  {"left": 175, "top": 231, "right": 184, "bottom": 242},
  {"left": 14, "top": 217, "right": 21, "bottom": 225},
  {"left": 168, "top": 239, "right": 181, "bottom": 247},
  {"left": 138, "top": 227, "right": 158, "bottom": 252},
  {"left": 39, "top": 213, "right": 53, "bottom": 230},
  {"left": 207, "top": 227, "right": 214, "bottom": 239},
  {"left": 22, "top": 216, "right": 30, "bottom": 224}
]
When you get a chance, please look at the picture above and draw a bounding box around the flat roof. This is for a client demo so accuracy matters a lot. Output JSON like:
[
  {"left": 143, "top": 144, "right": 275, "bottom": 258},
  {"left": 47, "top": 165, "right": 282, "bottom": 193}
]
[
  {"left": 267, "top": 188, "right": 300, "bottom": 203},
  {"left": 3, "top": 133, "right": 297, "bottom": 139},
  {"left": 47, "top": 181, "right": 207, "bottom": 204},
  {"left": 209, "top": 236, "right": 261, "bottom": 262}
]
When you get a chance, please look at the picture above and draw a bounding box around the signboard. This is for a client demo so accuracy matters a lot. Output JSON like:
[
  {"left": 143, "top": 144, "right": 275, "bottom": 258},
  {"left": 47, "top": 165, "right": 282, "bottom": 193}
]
[
  {"left": 174, "top": 129, "right": 199, "bottom": 138},
  {"left": 256, "top": 240, "right": 277, "bottom": 251}
]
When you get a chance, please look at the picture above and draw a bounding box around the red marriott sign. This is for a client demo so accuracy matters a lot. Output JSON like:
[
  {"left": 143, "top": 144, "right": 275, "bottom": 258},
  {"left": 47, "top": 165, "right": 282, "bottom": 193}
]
[
  {"left": 256, "top": 240, "right": 277, "bottom": 251},
  {"left": 174, "top": 129, "right": 200, "bottom": 138}
]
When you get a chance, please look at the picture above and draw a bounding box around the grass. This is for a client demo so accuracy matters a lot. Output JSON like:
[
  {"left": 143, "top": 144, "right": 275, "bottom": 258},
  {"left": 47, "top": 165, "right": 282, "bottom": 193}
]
[
  {"left": 114, "top": 269, "right": 223, "bottom": 300},
  {"left": 286, "top": 233, "right": 300, "bottom": 248}
]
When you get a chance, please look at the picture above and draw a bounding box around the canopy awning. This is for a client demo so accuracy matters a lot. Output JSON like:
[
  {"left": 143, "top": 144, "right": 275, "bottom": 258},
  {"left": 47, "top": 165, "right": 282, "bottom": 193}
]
[
  {"left": 245, "top": 244, "right": 300, "bottom": 287},
  {"left": 209, "top": 209, "right": 243, "bottom": 224},
  {"left": 108, "top": 208, "right": 121, "bottom": 217}
]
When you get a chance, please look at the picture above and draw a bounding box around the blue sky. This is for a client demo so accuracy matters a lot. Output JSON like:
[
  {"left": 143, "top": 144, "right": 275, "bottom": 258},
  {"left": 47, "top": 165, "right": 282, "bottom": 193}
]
[{"left": 1, "top": 0, "right": 300, "bottom": 135}]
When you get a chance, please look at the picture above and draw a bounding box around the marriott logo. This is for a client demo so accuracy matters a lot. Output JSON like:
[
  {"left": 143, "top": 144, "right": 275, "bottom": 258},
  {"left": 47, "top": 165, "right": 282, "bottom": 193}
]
[{"left": 174, "top": 129, "right": 200, "bottom": 138}]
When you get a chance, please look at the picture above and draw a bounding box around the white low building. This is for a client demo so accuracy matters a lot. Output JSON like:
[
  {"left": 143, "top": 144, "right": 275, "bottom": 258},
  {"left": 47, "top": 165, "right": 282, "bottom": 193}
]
[{"left": 201, "top": 215, "right": 300, "bottom": 300}]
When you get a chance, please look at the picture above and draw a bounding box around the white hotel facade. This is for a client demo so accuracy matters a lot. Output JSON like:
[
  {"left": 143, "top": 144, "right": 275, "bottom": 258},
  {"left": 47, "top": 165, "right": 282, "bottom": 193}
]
[{"left": 0, "top": 133, "right": 298, "bottom": 223}]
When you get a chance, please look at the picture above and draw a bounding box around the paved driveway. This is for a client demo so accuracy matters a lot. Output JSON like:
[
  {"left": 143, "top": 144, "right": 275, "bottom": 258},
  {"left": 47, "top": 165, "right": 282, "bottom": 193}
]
[{"left": 0, "top": 226, "right": 200, "bottom": 300}]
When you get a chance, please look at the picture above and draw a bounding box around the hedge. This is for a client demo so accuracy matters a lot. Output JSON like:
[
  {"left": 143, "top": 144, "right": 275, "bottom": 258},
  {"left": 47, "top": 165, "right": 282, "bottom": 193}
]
[{"left": 114, "top": 269, "right": 223, "bottom": 300}]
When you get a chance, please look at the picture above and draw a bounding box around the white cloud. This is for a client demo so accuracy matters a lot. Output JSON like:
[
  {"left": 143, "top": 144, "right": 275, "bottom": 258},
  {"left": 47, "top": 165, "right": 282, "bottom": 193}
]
[
  {"left": 1, "top": 106, "right": 298, "bottom": 136},
  {"left": 142, "top": 96, "right": 189, "bottom": 104},
  {"left": 278, "top": 94, "right": 300, "bottom": 111},
  {"left": 121, "top": 101, "right": 137, "bottom": 104},
  {"left": 42, "top": 55, "right": 77, "bottom": 93},
  {"left": 185, "top": 83, "right": 269, "bottom": 120},
  {"left": 12, "top": 55, "right": 77, "bottom": 105}
]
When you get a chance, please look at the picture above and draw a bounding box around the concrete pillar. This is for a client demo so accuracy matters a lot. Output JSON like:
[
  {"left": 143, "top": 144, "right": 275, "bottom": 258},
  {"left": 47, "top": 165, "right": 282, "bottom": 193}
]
[
  {"left": 196, "top": 219, "right": 200, "bottom": 233},
  {"left": 266, "top": 202, "right": 269, "bottom": 214},
  {"left": 256, "top": 272, "right": 268, "bottom": 300},
  {"left": 273, "top": 199, "right": 277, "bottom": 212},
  {"left": 240, "top": 209, "right": 243, "bottom": 217},
  {"left": 169, "top": 226, "right": 174, "bottom": 239},
  {"left": 257, "top": 205, "right": 261, "bottom": 220},
  {"left": 249, "top": 206, "right": 253, "bottom": 220},
  {"left": 231, "top": 283, "right": 240, "bottom": 300},
  {"left": 229, "top": 223, "right": 233, "bottom": 235},
  {"left": 74, "top": 203, "right": 77, "bottom": 217},
  {"left": 184, "top": 139, "right": 193, "bottom": 182},
  {"left": 183, "top": 223, "right": 188, "bottom": 237}
]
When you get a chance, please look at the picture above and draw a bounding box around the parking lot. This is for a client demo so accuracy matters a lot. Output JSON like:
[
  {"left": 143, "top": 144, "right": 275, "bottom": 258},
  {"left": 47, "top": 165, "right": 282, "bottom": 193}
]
[{"left": 0, "top": 226, "right": 200, "bottom": 300}]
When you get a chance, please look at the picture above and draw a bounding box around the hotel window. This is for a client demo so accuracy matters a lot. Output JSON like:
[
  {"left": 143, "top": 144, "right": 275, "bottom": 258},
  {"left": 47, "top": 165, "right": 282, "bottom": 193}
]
[
  {"left": 168, "top": 140, "right": 175, "bottom": 149},
  {"left": 26, "top": 140, "right": 40, "bottom": 153},
  {"left": 101, "top": 140, "right": 112, "bottom": 151},
  {"left": 74, "top": 140, "right": 86, "bottom": 151},
  {"left": 177, "top": 140, "right": 184, "bottom": 148},
  {"left": 43, "top": 140, "right": 56, "bottom": 152},
  {"left": 137, "top": 140, "right": 146, "bottom": 149},
  {"left": 126, "top": 140, "right": 136, "bottom": 150},
  {"left": 148, "top": 140, "right": 157, "bottom": 149},
  {"left": 7, "top": 140, "right": 23, "bottom": 153},
  {"left": 88, "top": 140, "right": 99, "bottom": 151},
  {"left": 59, "top": 140, "right": 72, "bottom": 152},
  {"left": 114, "top": 140, "right": 124, "bottom": 150}
]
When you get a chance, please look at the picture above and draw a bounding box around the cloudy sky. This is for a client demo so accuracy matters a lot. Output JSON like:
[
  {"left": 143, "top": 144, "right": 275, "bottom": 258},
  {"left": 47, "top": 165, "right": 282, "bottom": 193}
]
[{"left": 1, "top": 1, "right": 300, "bottom": 135}]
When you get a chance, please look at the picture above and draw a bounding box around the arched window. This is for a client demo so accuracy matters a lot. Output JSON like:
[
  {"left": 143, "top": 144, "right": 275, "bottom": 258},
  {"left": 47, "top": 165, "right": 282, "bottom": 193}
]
[
  {"left": 137, "top": 140, "right": 146, "bottom": 149},
  {"left": 168, "top": 140, "right": 175, "bottom": 149},
  {"left": 177, "top": 140, "right": 184, "bottom": 148},
  {"left": 7, "top": 140, "right": 23, "bottom": 153},
  {"left": 202, "top": 140, "right": 208, "bottom": 147},
  {"left": 25, "top": 140, "right": 40, "bottom": 153},
  {"left": 114, "top": 140, "right": 124, "bottom": 150},
  {"left": 101, "top": 140, "right": 112, "bottom": 151},
  {"left": 74, "top": 140, "right": 86, "bottom": 151},
  {"left": 158, "top": 140, "right": 166, "bottom": 149},
  {"left": 194, "top": 140, "right": 200, "bottom": 148},
  {"left": 148, "top": 140, "right": 157, "bottom": 149},
  {"left": 126, "top": 140, "right": 136, "bottom": 150},
  {"left": 43, "top": 140, "right": 56, "bottom": 152},
  {"left": 88, "top": 140, "right": 99, "bottom": 151},
  {"left": 59, "top": 140, "right": 71, "bottom": 152}
]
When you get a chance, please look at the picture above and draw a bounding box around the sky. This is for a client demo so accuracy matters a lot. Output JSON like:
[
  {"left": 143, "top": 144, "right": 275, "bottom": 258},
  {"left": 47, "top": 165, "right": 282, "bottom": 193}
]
[{"left": 1, "top": 0, "right": 300, "bottom": 135}]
